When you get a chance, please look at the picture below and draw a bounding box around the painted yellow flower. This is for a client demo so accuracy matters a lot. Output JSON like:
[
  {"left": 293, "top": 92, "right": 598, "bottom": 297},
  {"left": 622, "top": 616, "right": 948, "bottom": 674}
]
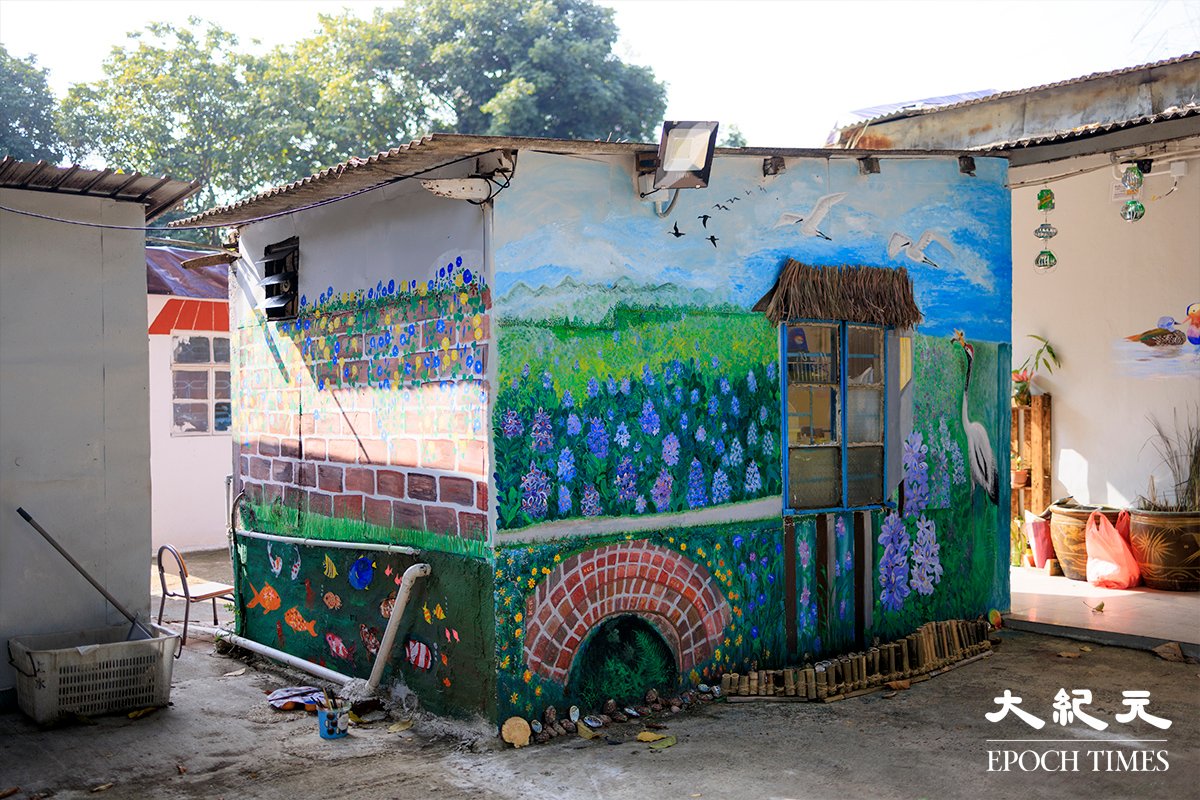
[
  {"left": 514, "top": 612, "right": 523, "bottom": 623},
  {"left": 535, "top": 685, "right": 542, "bottom": 697},
  {"left": 714, "top": 648, "right": 722, "bottom": 661},
  {"left": 735, "top": 634, "right": 744, "bottom": 646},
  {"left": 514, "top": 628, "right": 522, "bottom": 638},
  {"left": 507, "top": 557, "right": 514, "bottom": 566},
  {"left": 530, "top": 567, "right": 538, "bottom": 576},
  {"left": 553, "top": 554, "right": 561, "bottom": 562},
  {"left": 715, "top": 543, "right": 721, "bottom": 551},
  {"left": 680, "top": 543, "right": 687, "bottom": 551},
  {"left": 527, "top": 578, "right": 536, "bottom": 588},
  {"left": 510, "top": 692, "right": 519, "bottom": 705},
  {"left": 504, "top": 596, "right": 512, "bottom": 607},
  {"left": 541, "top": 566, "right": 550, "bottom": 575},
  {"left": 668, "top": 537, "right": 675, "bottom": 543},
  {"left": 523, "top": 669, "right": 532, "bottom": 684},
  {"left": 501, "top": 655, "right": 511, "bottom": 669}
]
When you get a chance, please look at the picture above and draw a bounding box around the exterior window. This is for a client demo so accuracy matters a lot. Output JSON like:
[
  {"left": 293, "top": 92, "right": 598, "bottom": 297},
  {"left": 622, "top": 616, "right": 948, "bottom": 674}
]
[
  {"left": 785, "top": 322, "right": 887, "bottom": 511},
  {"left": 172, "top": 335, "right": 231, "bottom": 435}
]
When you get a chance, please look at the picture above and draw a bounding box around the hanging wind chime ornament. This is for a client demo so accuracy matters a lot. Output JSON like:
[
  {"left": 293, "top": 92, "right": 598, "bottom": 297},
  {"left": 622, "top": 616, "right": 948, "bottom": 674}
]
[
  {"left": 1121, "top": 198, "right": 1146, "bottom": 223},
  {"left": 1121, "top": 164, "right": 1144, "bottom": 192},
  {"left": 1033, "top": 188, "right": 1057, "bottom": 274}
]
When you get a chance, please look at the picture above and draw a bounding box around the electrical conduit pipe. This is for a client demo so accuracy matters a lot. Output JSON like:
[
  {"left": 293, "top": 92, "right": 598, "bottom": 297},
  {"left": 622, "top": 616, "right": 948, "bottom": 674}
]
[
  {"left": 368, "top": 562, "right": 432, "bottom": 691},
  {"left": 217, "top": 629, "right": 353, "bottom": 685}
]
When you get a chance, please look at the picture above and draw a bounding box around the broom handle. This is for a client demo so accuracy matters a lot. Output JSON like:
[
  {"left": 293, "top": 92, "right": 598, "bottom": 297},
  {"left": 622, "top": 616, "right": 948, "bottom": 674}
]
[{"left": 16, "top": 507, "right": 153, "bottom": 638}]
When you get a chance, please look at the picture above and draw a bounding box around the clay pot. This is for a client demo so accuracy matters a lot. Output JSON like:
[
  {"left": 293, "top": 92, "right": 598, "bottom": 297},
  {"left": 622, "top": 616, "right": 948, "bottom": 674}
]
[
  {"left": 1128, "top": 509, "right": 1200, "bottom": 591},
  {"left": 1011, "top": 469, "right": 1030, "bottom": 489},
  {"left": 1048, "top": 505, "right": 1120, "bottom": 581}
]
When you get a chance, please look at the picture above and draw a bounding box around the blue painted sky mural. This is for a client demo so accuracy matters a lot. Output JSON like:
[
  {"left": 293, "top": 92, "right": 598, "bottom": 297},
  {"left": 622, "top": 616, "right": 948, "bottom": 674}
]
[{"left": 495, "top": 151, "right": 1011, "bottom": 343}]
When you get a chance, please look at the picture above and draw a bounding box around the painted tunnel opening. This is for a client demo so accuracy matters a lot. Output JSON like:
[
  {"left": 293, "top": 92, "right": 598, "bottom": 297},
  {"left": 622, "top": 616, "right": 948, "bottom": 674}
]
[{"left": 567, "top": 614, "right": 678, "bottom": 711}]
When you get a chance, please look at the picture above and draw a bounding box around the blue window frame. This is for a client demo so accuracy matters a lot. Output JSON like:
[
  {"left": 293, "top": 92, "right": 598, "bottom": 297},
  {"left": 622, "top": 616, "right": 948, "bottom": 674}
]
[{"left": 781, "top": 320, "right": 889, "bottom": 513}]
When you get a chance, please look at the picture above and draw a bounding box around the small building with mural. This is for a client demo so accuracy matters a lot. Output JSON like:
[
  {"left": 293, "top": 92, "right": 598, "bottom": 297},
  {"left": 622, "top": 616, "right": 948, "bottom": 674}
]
[{"left": 173, "top": 135, "right": 1012, "bottom": 724}]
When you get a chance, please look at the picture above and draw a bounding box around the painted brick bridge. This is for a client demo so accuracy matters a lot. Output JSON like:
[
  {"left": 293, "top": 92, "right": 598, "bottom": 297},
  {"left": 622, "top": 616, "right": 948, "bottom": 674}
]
[{"left": 523, "top": 540, "right": 731, "bottom": 684}]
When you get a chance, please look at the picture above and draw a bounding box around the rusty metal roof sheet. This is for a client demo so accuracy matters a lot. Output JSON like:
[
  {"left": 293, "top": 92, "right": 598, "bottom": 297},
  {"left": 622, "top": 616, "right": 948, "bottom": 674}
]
[
  {"left": 0, "top": 157, "right": 201, "bottom": 221},
  {"left": 171, "top": 133, "right": 997, "bottom": 228},
  {"left": 977, "top": 104, "right": 1200, "bottom": 151},
  {"left": 839, "top": 51, "right": 1200, "bottom": 131},
  {"left": 146, "top": 246, "right": 228, "bottom": 299}
]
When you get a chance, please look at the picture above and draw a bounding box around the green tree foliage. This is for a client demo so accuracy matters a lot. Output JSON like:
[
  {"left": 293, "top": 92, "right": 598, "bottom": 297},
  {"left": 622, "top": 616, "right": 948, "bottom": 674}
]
[
  {"left": 719, "top": 125, "right": 748, "bottom": 148},
  {"left": 0, "top": 45, "right": 63, "bottom": 162}
]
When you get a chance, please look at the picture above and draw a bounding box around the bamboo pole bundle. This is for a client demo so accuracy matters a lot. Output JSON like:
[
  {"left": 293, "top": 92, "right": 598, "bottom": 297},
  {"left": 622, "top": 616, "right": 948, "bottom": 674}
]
[
  {"left": 784, "top": 669, "right": 796, "bottom": 697},
  {"left": 815, "top": 665, "right": 828, "bottom": 700}
]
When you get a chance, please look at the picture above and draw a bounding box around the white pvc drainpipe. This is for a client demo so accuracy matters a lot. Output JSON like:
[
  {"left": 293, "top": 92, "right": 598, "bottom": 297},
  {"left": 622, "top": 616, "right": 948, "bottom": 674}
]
[
  {"left": 368, "top": 562, "right": 432, "bottom": 691},
  {"left": 235, "top": 528, "right": 420, "bottom": 556},
  {"left": 217, "top": 629, "right": 353, "bottom": 685}
]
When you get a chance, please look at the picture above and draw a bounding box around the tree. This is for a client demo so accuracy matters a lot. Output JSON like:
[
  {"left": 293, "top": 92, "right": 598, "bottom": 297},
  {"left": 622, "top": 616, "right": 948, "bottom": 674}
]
[
  {"left": 719, "top": 125, "right": 747, "bottom": 148},
  {"left": 1, "top": 45, "right": 63, "bottom": 162},
  {"left": 381, "top": 0, "right": 667, "bottom": 141}
]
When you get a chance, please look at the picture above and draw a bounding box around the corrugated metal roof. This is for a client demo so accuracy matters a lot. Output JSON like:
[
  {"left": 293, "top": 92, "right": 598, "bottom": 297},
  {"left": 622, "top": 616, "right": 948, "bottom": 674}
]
[
  {"left": 839, "top": 51, "right": 1200, "bottom": 131},
  {"left": 149, "top": 297, "right": 229, "bottom": 335},
  {"left": 171, "top": 133, "right": 996, "bottom": 228},
  {"left": 977, "top": 104, "right": 1200, "bottom": 151},
  {"left": 0, "top": 157, "right": 201, "bottom": 221},
  {"left": 146, "top": 246, "right": 228, "bottom": 299}
]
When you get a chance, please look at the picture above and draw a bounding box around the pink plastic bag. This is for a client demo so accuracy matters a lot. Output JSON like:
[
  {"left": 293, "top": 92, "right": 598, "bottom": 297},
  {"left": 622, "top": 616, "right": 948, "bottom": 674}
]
[
  {"left": 1085, "top": 510, "right": 1140, "bottom": 589},
  {"left": 1023, "top": 510, "right": 1054, "bottom": 569}
]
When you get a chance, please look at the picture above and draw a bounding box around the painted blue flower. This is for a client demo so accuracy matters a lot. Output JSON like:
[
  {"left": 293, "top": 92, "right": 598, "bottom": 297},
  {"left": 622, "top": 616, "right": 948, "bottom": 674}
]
[
  {"left": 556, "top": 447, "right": 576, "bottom": 482},
  {"left": 635, "top": 495, "right": 647, "bottom": 514},
  {"left": 542, "top": 371, "right": 553, "bottom": 390},
  {"left": 587, "top": 378, "right": 600, "bottom": 399},
  {"left": 711, "top": 356, "right": 719, "bottom": 369},
  {"left": 531, "top": 408, "right": 553, "bottom": 452},
  {"left": 651, "top": 469, "right": 673, "bottom": 512},
  {"left": 759, "top": 405, "right": 768, "bottom": 424},
  {"left": 519, "top": 463, "right": 550, "bottom": 520},
  {"left": 712, "top": 468, "right": 731, "bottom": 504},
  {"left": 707, "top": 396, "right": 720, "bottom": 417},
  {"left": 679, "top": 412, "right": 689, "bottom": 431},
  {"left": 690, "top": 388, "right": 700, "bottom": 404},
  {"left": 910, "top": 514, "right": 943, "bottom": 596},
  {"left": 615, "top": 422, "right": 631, "bottom": 448},
  {"left": 674, "top": 386, "right": 683, "bottom": 403},
  {"left": 903, "top": 431, "right": 928, "bottom": 474},
  {"left": 639, "top": 399, "right": 660, "bottom": 436},
  {"left": 696, "top": 425, "right": 707, "bottom": 443},
  {"left": 732, "top": 534, "right": 744, "bottom": 548},
  {"left": 521, "top": 363, "right": 530, "bottom": 379},
  {"left": 714, "top": 439, "right": 726, "bottom": 456},
  {"left": 730, "top": 396, "right": 741, "bottom": 417},
  {"left": 612, "top": 331, "right": 621, "bottom": 343},
  {"left": 581, "top": 485, "right": 602, "bottom": 517},
  {"left": 685, "top": 459, "right": 707, "bottom": 509},
  {"left": 557, "top": 485, "right": 573, "bottom": 516},
  {"left": 719, "top": 377, "right": 731, "bottom": 395},
  {"left": 561, "top": 390, "right": 574, "bottom": 409},
  {"left": 744, "top": 461, "right": 762, "bottom": 495},
  {"left": 501, "top": 409, "right": 523, "bottom": 438},
  {"left": 642, "top": 364, "right": 656, "bottom": 387},
  {"left": 747, "top": 370, "right": 758, "bottom": 394},
  {"left": 607, "top": 377, "right": 618, "bottom": 396},
  {"left": 878, "top": 512, "right": 911, "bottom": 612},
  {"left": 747, "top": 422, "right": 758, "bottom": 447},
  {"left": 620, "top": 377, "right": 631, "bottom": 395},
  {"left": 566, "top": 413, "right": 582, "bottom": 436},
  {"left": 662, "top": 433, "right": 681, "bottom": 466},
  {"left": 729, "top": 437, "right": 744, "bottom": 466},
  {"left": 616, "top": 456, "right": 637, "bottom": 502},
  {"left": 586, "top": 417, "right": 609, "bottom": 458}
]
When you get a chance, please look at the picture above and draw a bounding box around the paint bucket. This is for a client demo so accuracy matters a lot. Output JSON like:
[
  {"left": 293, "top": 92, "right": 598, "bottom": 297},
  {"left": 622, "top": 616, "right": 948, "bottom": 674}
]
[{"left": 317, "top": 707, "right": 349, "bottom": 739}]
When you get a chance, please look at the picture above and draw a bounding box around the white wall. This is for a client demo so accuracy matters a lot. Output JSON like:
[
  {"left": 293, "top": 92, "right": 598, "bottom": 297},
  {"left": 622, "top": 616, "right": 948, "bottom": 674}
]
[
  {"left": 1011, "top": 138, "right": 1200, "bottom": 507},
  {"left": 0, "top": 190, "right": 151, "bottom": 694},
  {"left": 147, "top": 296, "right": 234, "bottom": 552}
]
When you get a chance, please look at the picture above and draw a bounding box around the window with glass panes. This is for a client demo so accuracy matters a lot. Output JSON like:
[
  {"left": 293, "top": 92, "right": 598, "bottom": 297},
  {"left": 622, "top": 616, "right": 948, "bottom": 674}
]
[
  {"left": 784, "top": 322, "right": 886, "bottom": 511},
  {"left": 171, "top": 334, "right": 231, "bottom": 435}
]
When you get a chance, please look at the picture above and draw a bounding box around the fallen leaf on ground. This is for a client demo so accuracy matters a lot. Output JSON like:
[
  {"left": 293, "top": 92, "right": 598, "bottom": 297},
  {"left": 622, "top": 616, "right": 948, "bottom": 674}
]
[
  {"left": 1, "top": 788, "right": 20, "bottom": 799},
  {"left": 90, "top": 784, "right": 114, "bottom": 793},
  {"left": 649, "top": 735, "right": 677, "bottom": 750},
  {"left": 127, "top": 707, "right": 158, "bottom": 720},
  {"left": 691, "top": 794, "right": 703, "bottom": 798},
  {"left": 348, "top": 711, "right": 365, "bottom": 724},
  {"left": 1082, "top": 600, "right": 1105, "bottom": 613},
  {"left": 636, "top": 731, "right": 667, "bottom": 742},
  {"left": 176, "top": 765, "right": 187, "bottom": 775},
  {"left": 222, "top": 668, "right": 246, "bottom": 677},
  {"left": 388, "top": 719, "right": 414, "bottom": 733},
  {"left": 1152, "top": 642, "right": 1185, "bottom": 663},
  {"left": 576, "top": 721, "right": 605, "bottom": 740},
  {"left": 1079, "top": 646, "right": 1092, "bottom": 652},
  {"left": 885, "top": 680, "right": 910, "bottom": 690},
  {"left": 882, "top": 691, "right": 898, "bottom": 699},
  {"left": 1056, "top": 651, "right": 1080, "bottom": 659}
]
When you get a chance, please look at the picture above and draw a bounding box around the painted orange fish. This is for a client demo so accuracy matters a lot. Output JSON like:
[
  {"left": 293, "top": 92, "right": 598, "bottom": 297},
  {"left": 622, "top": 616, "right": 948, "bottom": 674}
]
[
  {"left": 284, "top": 606, "right": 317, "bottom": 637},
  {"left": 246, "top": 581, "right": 281, "bottom": 614},
  {"left": 323, "top": 591, "right": 342, "bottom": 610}
]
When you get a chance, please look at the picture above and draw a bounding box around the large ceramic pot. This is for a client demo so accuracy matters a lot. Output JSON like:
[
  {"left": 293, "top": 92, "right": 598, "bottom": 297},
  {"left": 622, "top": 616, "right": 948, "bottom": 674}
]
[
  {"left": 1128, "top": 509, "right": 1200, "bottom": 591},
  {"left": 1048, "top": 504, "right": 1121, "bottom": 581}
]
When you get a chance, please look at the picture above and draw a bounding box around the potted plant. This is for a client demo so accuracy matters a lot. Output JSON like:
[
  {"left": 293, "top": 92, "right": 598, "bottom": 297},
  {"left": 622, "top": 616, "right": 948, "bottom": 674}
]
[
  {"left": 1010, "top": 516, "right": 1030, "bottom": 567},
  {"left": 1012, "top": 334, "right": 1060, "bottom": 406},
  {"left": 1130, "top": 406, "right": 1200, "bottom": 591},
  {"left": 1011, "top": 451, "right": 1030, "bottom": 489}
]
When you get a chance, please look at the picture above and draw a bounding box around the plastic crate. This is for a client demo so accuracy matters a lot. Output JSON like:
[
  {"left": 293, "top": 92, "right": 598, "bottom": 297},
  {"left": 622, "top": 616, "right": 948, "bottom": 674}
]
[{"left": 7, "top": 624, "right": 179, "bottom": 724}]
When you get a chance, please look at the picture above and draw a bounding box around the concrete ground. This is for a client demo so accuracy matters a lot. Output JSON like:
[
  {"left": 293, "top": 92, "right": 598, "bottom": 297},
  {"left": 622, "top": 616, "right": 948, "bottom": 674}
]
[{"left": 1, "top": 550, "right": 1195, "bottom": 799}]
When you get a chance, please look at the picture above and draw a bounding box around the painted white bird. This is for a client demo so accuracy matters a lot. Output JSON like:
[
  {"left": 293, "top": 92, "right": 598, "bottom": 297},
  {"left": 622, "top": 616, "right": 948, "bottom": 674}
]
[
  {"left": 773, "top": 192, "right": 848, "bottom": 240},
  {"left": 888, "top": 230, "right": 953, "bottom": 268},
  {"left": 953, "top": 330, "right": 998, "bottom": 505}
]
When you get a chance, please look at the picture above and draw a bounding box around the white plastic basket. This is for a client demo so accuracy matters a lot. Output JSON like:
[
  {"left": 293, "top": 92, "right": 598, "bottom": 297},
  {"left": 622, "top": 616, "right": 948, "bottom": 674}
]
[{"left": 7, "top": 624, "right": 179, "bottom": 724}]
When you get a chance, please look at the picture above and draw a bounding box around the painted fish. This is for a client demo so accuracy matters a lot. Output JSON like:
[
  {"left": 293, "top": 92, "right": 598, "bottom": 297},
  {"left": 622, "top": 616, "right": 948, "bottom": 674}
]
[
  {"left": 443, "top": 628, "right": 460, "bottom": 643},
  {"left": 348, "top": 556, "right": 374, "bottom": 590},
  {"left": 326, "top": 633, "right": 356, "bottom": 661},
  {"left": 433, "top": 603, "right": 446, "bottom": 621},
  {"left": 290, "top": 549, "right": 302, "bottom": 581},
  {"left": 323, "top": 554, "right": 338, "bottom": 579},
  {"left": 284, "top": 606, "right": 317, "bottom": 637},
  {"left": 266, "top": 543, "right": 283, "bottom": 577},
  {"left": 323, "top": 591, "right": 342, "bottom": 611},
  {"left": 245, "top": 581, "right": 281, "bottom": 614},
  {"left": 359, "top": 625, "right": 381, "bottom": 657},
  {"left": 380, "top": 591, "right": 395, "bottom": 619},
  {"left": 304, "top": 578, "right": 315, "bottom": 608},
  {"left": 421, "top": 603, "right": 432, "bottom": 624},
  {"left": 405, "top": 638, "right": 433, "bottom": 670}
]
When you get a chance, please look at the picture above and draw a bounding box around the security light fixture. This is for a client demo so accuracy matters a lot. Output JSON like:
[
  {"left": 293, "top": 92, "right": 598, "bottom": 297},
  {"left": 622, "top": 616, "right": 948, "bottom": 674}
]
[
  {"left": 653, "top": 121, "right": 719, "bottom": 190},
  {"left": 763, "top": 156, "right": 786, "bottom": 177},
  {"left": 259, "top": 236, "right": 299, "bottom": 321},
  {"left": 958, "top": 156, "right": 976, "bottom": 176}
]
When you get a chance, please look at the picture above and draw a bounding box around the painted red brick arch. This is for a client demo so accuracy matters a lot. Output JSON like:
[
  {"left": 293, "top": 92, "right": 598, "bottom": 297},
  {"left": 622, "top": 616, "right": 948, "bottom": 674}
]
[{"left": 524, "top": 540, "right": 731, "bottom": 684}]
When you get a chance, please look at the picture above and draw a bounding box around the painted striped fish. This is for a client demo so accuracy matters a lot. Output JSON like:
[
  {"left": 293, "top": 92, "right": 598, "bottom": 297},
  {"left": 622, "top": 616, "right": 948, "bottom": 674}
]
[{"left": 405, "top": 638, "right": 434, "bottom": 670}]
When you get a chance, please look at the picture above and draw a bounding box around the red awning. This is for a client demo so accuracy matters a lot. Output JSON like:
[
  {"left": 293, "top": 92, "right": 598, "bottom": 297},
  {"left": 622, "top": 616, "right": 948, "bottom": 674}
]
[{"left": 149, "top": 298, "right": 229, "bottom": 335}]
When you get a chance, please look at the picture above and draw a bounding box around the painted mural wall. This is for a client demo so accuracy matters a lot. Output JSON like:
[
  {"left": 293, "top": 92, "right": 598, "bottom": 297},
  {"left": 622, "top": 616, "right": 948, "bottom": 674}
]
[
  {"left": 230, "top": 180, "right": 496, "bottom": 718},
  {"left": 491, "top": 150, "right": 1011, "bottom": 720}
]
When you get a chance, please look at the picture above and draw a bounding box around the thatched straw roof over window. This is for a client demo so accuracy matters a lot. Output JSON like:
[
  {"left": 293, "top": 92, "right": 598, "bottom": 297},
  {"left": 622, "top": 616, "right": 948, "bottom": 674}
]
[{"left": 752, "top": 259, "right": 923, "bottom": 328}]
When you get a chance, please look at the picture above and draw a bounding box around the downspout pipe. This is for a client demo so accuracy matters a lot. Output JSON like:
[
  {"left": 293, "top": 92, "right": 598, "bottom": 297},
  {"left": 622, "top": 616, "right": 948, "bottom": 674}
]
[
  {"left": 218, "top": 628, "right": 353, "bottom": 686},
  {"left": 368, "top": 562, "right": 432, "bottom": 691}
]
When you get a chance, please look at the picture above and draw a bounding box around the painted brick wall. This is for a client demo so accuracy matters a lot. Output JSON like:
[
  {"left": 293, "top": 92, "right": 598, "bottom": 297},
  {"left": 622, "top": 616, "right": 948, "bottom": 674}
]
[{"left": 235, "top": 266, "right": 491, "bottom": 543}]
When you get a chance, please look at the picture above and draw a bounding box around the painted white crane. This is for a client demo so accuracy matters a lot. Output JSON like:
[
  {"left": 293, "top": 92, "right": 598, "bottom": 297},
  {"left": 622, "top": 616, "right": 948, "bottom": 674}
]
[
  {"left": 953, "top": 330, "right": 998, "bottom": 505},
  {"left": 773, "top": 192, "right": 848, "bottom": 241},
  {"left": 888, "top": 230, "right": 953, "bottom": 268}
]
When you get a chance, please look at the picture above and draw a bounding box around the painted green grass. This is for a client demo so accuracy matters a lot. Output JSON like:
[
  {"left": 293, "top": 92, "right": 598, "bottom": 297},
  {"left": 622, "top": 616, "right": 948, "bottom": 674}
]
[{"left": 241, "top": 500, "right": 490, "bottom": 560}]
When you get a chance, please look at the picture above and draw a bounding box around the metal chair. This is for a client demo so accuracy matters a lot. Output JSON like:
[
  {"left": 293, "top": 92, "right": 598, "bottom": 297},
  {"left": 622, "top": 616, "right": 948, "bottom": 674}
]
[{"left": 156, "top": 544, "right": 234, "bottom": 645}]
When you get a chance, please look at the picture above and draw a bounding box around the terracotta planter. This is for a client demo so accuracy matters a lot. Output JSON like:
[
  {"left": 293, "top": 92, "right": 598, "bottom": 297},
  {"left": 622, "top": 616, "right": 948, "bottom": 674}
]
[
  {"left": 1128, "top": 509, "right": 1200, "bottom": 592},
  {"left": 1048, "top": 505, "right": 1121, "bottom": 581},
  {"left": 1011, "top": 469, "right": 1030, "bottom": 489}
]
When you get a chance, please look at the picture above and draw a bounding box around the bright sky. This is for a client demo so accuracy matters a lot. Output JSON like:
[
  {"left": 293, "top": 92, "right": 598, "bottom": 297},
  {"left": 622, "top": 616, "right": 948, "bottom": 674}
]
[{"left": 1, "top": 0, "right": 1198, "bottom": 147}]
